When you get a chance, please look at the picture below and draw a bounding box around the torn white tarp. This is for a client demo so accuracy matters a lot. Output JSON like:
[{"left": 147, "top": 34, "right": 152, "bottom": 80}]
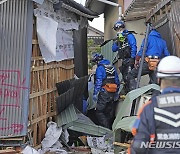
[
  {"left": 87, "top": 136, "right": 109, "bottom": 150},
  {"left": 22, "top": 146, "right": 39, "bottom": 154},
  {"left": 55, "top": 29, "right": 74, "bottom": 61},
  {"left": 39, "top": 122, "right": 68, "bottom": 154},
  {"left": 91, "top": 148, "right": 114, "bottom": 154},
  {"left": 32, "top": 0, "right": 44, "bottom": 4},
  {"left": 56, "top": 29, "right": 73, "bottom": 45},
  {"left": 0, "top": 0, "right": 8, "bottom": 5},
  {"left": 64, "top": 128, "right": 70, "bottom": 143},
  {"left": 34, "top": 3, "right": 78, "bottom": 63},
  {"left": 56, "top": 9, "right": 79, "bottom": 31},
  {"left": 35, "top": 5, "right": 79, "bottom": 31},
  {"left": 36, "top": 15, "right": 58, "bottom": 63},
  {"left": 41, "top": 122, "right": 62, "bottom": 149},
  {"left": 87, "top": 136, "right": 113, "bottom": 153},
  {"left": 38, "top": 141, "right": 67, "bottom": 154}
]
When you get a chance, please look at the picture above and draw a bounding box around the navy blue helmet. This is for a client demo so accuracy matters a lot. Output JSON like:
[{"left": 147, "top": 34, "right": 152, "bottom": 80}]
[
  {"left": 113, "top": 20, "right": 125, "bottom": 31},
  {"left": 91, "top": 53, "right": 104, "bottom": 63}
]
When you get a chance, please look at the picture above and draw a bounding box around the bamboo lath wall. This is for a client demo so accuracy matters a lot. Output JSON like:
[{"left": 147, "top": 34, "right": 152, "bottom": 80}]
[{"left": 28, "top": 16, "right": 74, "bottom": 147}]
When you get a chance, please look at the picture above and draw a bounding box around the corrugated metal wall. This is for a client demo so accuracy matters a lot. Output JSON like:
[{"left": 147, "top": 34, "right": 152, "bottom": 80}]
[
  {"left": 0, "top": 0, "right": 33, "bottom": 138},
  {"left": 155, "top": 16, "right": 173, "bottom": 54},
  {"left": 147, "top": 0, "right": 180, "bottom": 57},
  {"left": 169, "top": 0, "right": 180, "bottom": 57},
  {"left": 101, "top": 40, "right": 117, "bottom": 64}
]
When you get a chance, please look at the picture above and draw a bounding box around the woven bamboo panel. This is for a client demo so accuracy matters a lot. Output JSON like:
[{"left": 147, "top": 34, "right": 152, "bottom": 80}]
[{"left": 28, "top": 16, "right": 74, "bottom": 147}]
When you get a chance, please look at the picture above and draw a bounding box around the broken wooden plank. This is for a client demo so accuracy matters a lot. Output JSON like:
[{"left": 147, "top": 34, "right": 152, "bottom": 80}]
[{"left": 113, "top": 142, "right": 130, "bottom": 148}]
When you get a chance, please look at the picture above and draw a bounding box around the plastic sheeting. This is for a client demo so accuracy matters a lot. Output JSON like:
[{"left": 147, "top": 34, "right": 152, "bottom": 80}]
[
  {"left": 32, "top": 0, "right": 44, "bottom": 4},
  {"left": 87, "top": 136, "right": 114, "bottom": 153},
  {"left": 41, "top": 122, "right": 62, "bottom": 149},
  {"left": 112, "top": 84, "right": 160, "bottom": 131},
  {"left": 34, "top": 1, "right": 79, "bottom": 63},
  {"left": 36, "top": 15, "right": 58, "bottom": 62},
  {"left": 22, "top": 122, "right": 68, "bottom": 154}
]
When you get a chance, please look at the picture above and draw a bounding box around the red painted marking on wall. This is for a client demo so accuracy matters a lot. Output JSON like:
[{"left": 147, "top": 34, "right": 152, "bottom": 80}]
[
  {"left": 0, "top": 107, "right": 7, "bottom": 120},
  {"left": 0, "top": 70, "right": 29, "bottom": 132},
  {"left": 61, "top": 32, "right": 69, "bottom": 58},
  {"left": 0, "top": 70, "right": 28, "bottom": 108},
  {"left": 0, "top": 118, "right": 7, "bottom": 120},
  {"left": 0, "top": 84, "right": 29, "bottom": 90},
  {"left": 0, "top": 107, "right": 5, "bottom": 115},
  {"left": 0, "top": 88, "right": 21, "bottom": 107},
  {"left": 0, "top": 124, "right": 23, "bottom": 133},
  {"left": 0, "top": 70, "right": 29, "bottom": 89},
  {"left": 0, "top": 104, "right": 20, "bottom": 108},
  {"left": 21, "top": 77, "right": 27, "bottom": 86},
  {"left": 4, "top": 89, "right": 18, "bottom": 98},
  {"left": 0, "top": 73, "right": 9, "bottom": 85}
]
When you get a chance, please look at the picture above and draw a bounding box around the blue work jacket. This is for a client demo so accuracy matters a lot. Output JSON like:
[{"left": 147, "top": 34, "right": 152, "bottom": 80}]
[
  {"left": 93, "top": 59, "right": 120, "bottom": 95},
  {"left": 112, "top": 29, "right": 137, "bottom": 58},
  {"left": 131, "top": 87, "right": 180, "bottom": 154},
  {"left": 137, "top": 30, "right": 170, "bottom": 58}
]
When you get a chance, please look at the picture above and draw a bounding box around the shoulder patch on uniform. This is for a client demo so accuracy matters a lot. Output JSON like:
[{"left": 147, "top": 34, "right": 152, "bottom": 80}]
[{"left": 157, "top": 93, "right": 180, "bottom": 108}]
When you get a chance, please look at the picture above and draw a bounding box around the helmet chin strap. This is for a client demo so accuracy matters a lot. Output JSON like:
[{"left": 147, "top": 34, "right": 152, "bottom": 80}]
[
  {"left": 116, "top": 28, "right": 124, "bottom": 33},
  {"left": 117, "top": 31, "right": 123, "bottom": 35}
]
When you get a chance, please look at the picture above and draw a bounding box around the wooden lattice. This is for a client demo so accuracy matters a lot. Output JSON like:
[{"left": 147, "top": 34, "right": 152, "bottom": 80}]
[{"left": 28, "top": 16, "right": 74, "bottom": 147}]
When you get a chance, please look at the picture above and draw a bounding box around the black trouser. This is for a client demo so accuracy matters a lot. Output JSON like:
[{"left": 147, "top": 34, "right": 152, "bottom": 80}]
[
  {"left": 127, "top": 60, "right": 157, "bottom": 91},
  {"left": 120, "top": 58, "right": 134, "bottom": 92},
  {"left": 96, "top": 90, "right": 115, "bottom": 129}
]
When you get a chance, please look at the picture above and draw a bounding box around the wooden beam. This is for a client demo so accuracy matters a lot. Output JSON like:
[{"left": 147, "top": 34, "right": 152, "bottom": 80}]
[
  {"left": 0, "top": 149, "right": 17, "bottom": 154},
  {"left": 113, "top": 142, "right": 130, "bottom": 148},
  {"left": 31, "top": 63, "right": 74, "bottom": 71},
  {"left": 30, "top": 111, "right": 57, "bottom": 125},
  {"left": 29, "top": 88, "right": 56, "bottom": 99},
  {"left": 146, "top": 0, "right": 171, "bottom": 21},
  {"left": 32, "top": 39, "right": 38, "bottom": 45},
  {"left": 0, "top": 138, "right": 23, "bottom": 141}
]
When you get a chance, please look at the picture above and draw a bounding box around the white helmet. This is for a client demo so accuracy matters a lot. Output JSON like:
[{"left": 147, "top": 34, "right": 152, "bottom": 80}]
[{"left": 157, "top": 56, "right": 180, "bottom": 78}]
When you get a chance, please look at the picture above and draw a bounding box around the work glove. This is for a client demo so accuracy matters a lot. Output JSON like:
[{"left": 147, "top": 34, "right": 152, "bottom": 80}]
[
  {"left": 134, "top": 56, "right": 141, "bottom": 69},
  {"left": 93, "top": 95, "right": 98, "bottom": 102},
  {"left": 134, "top": 60, "right": 140, "bottom": 69}
]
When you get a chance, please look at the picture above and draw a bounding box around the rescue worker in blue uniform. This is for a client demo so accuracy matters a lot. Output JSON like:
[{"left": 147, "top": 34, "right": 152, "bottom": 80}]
[
  {"left": 92, "top": 53, "right": 120, "bottom": 129},
  {"left": 127, "top": 28, "right": 170, "bottom": 91},
  {"left": 129, "top": 56, "right": 180, "bottom": 154},
  {"left": 112, "top": 20, "right": 137, "bottom": 92}
]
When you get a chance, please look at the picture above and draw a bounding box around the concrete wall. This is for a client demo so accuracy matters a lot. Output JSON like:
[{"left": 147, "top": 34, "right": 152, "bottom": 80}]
[
  {"left": 126, "top": 18, "right": 146, "bottom": 51},
  {"left": 103, "top": 1, "right": 146, "bottom": 50},
  {"left": 104, "top": 17, "right": 146, "bottom": 51},
  {"left": 104, "top": 0, "right": 124, "bottom": 40},
  {"left": 124, "top": 0, "right": 133, "bottom": 12},
  {"left": 104, "top": 5, "right": 118, "bottom": 40}
]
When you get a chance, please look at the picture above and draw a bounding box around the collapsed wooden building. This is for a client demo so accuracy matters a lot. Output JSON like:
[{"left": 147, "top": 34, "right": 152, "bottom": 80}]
[{"left": 0, "top": 0, "right": 99, "bottom": 148}]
